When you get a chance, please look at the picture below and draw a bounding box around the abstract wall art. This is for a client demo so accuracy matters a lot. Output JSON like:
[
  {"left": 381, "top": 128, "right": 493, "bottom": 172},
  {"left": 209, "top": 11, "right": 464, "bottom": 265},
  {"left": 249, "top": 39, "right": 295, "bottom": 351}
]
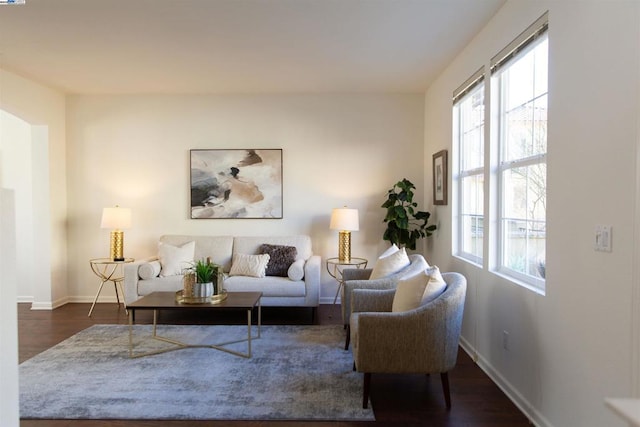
[{"left": 190, "top": 149, "right": 283, "bottom": 219}]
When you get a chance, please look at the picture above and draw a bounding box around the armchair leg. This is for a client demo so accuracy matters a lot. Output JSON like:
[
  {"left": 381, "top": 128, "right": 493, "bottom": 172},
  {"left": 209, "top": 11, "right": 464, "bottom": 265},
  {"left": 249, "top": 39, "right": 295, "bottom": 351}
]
[
  {"left": 363, "top": 372, "right": 371, "bottom": 409},
  {"left": 440, "top": 372, "right": 451, "bottom": 410},
  {"left": 345, "top": 324, "right": 350, "bottom": 350}
]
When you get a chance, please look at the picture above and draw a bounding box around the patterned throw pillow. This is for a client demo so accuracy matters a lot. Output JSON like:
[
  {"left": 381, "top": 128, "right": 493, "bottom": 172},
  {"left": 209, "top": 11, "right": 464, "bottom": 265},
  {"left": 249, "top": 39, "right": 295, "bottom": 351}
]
[
  {"left": 229, "top": 253, "right": 271, "bottom": 278},
  {"left": 259, "top": 244, "right": 298, "bottom": 277}
]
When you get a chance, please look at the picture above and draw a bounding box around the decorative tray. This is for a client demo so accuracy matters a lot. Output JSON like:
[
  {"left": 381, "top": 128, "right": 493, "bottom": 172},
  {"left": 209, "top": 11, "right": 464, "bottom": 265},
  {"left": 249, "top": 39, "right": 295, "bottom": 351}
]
[{"left": 175, "top": 289, "right": 228, "bottom": 305}]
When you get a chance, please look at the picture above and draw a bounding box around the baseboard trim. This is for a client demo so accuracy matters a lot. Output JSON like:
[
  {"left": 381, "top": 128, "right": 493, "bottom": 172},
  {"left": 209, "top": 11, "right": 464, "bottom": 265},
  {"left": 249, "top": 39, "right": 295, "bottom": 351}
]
[
  {"left": 459, "top": 337, "right": 554, "bottom": 427},
  {"left": 320, "top": 296, "right": 340, "bottom": 305},
  {"left": 30, "top": 296, "right": 69, "bottom": 310}
]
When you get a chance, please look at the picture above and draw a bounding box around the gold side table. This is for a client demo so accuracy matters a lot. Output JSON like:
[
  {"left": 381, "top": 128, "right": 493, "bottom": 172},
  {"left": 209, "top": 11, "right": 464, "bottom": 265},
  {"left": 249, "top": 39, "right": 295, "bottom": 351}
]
[
  {"left": 326, "top": 257, "right": 368, "bottom": 304},
  {"left": 88, "top": 257, "right": 134, "bottom": 317}
]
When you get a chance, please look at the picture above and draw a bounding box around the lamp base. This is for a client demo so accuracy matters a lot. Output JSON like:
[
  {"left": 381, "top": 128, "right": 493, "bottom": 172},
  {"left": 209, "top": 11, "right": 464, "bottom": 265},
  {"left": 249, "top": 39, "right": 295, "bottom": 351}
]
[
  {"left": 338, "top": 231, "right": 351, "bottom": 263},
  {"left": 110, "top": 230, "right": 125, "bottom": 261}
]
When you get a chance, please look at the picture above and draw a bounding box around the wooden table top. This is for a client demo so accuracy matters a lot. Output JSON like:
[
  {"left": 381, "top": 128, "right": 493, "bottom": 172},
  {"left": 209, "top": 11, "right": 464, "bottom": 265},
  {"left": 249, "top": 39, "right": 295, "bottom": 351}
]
[{"left": 127, "top": 291, "right": 262, "bottom": 310}]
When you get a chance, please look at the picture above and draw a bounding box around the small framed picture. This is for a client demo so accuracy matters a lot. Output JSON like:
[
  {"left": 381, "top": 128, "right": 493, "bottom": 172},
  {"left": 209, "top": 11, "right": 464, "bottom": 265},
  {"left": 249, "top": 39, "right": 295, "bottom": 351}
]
[{"left": 432, "top": 150, "right": 448, "bottom": 205}]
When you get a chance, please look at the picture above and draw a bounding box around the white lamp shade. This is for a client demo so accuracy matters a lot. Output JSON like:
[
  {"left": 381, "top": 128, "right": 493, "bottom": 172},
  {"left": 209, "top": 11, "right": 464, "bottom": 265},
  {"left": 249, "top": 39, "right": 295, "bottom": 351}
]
[
  {"left": 330, "top": 207, "right": 359, "bottom": 231},
  {"left": 100, "top": 206, "right": 132, "bottom": 229}
]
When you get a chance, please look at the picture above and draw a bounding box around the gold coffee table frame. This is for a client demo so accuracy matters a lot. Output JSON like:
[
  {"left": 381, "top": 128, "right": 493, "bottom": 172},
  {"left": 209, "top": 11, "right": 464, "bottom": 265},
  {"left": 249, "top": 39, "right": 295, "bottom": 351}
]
[{"left": 127, "top": 291, "right": 262, "bottom": 359}]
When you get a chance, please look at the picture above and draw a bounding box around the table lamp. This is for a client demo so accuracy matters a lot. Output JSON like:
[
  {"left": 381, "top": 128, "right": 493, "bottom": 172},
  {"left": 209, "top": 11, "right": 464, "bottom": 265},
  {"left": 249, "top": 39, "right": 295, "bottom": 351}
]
[
  {"left": 330, "top": 207, "right": 359, "bottom": 263},
  {"left": 101, "top": 206, "right": 132, "bottom": 261}
]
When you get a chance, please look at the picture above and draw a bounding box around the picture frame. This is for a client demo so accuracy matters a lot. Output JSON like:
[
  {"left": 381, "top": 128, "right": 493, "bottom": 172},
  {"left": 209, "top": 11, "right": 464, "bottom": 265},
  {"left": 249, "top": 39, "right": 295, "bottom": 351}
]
[
  {"left": 190, "top": 149, "right": 283, "bottom": 219},
  {"left": 432, "top": 149, "right": 448, "bottom": 205}
]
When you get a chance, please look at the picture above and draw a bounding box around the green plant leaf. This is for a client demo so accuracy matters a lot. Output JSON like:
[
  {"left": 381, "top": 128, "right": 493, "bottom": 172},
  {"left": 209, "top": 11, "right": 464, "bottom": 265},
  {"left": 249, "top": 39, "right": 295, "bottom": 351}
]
[{"left": 381, "top": 178, "right": 437, "bottom": 248}]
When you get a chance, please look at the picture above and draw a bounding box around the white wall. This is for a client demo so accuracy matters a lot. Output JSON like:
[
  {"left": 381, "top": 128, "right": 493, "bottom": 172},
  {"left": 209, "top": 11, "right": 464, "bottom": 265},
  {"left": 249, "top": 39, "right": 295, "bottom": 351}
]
[
  {"left": 424, "top": 1, "right": 640, "bottom": 427},
  {"left": 0, "top": 189, "right": 18, "bottom": 427},
  {"left": 0, "top": 111, "right": 34, "bottom": 300},
  {"left": 65, "top": 94, "right": 426, "bottom": 302},
  {"left": 0, "top": 69, "right": 66, "bottom": 308}
]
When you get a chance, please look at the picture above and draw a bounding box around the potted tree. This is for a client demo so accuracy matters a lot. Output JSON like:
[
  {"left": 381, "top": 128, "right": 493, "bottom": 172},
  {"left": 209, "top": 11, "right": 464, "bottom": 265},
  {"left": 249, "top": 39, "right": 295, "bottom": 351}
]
[{"left": 382, "top": 178, "right": 437, "bottom": 250}]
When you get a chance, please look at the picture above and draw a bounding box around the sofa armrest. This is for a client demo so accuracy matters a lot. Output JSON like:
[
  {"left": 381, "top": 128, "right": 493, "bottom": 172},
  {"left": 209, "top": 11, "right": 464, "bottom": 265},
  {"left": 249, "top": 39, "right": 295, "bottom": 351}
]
[
  {"left": 303, "top": 255, "right": 321, "bottom": 306},
  {"left": 123, "top": 256, "right": 159, "bottom": 306}
]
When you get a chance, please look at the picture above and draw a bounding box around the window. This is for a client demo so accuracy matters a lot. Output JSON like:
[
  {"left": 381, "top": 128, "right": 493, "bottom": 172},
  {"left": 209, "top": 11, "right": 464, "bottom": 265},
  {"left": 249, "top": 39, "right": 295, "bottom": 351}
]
[
  {"left": 453, "top": 70, "right": 485, "bottom": 264},
  {"left": 452, "top": 12, "right": 548, "bottom": 292},
  {"left": 493, "top": 19, "right": 548, "bottom": 289}
]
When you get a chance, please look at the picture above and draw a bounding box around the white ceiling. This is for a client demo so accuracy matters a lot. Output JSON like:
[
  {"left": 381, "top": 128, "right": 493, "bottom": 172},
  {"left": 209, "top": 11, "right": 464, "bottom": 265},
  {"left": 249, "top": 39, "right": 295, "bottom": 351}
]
[{"left": 0, "top": 0, "right": 505, "bottom": 94}]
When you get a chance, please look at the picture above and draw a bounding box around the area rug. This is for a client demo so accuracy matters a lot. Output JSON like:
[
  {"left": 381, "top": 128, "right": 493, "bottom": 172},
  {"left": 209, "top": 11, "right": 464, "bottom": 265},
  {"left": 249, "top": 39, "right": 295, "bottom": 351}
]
[{"left": 20, "top": 324, "right": 374, "bottom": 421}]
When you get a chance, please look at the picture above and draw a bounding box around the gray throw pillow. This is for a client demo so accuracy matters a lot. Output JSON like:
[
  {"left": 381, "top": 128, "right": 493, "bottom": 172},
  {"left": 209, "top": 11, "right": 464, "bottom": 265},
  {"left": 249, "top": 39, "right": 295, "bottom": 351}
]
[{"left": 259, "top": 244, "right": 297, "bottom": 277}]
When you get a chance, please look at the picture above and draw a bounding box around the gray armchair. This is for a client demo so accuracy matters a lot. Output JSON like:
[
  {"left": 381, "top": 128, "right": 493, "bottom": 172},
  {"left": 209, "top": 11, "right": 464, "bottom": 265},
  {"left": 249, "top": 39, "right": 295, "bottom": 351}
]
[
  {"left": 349, "top": 272, "right": 467, "bottom": 409},
  {"left": 341, "top": 254, "right": 428, "bottom": 349}
]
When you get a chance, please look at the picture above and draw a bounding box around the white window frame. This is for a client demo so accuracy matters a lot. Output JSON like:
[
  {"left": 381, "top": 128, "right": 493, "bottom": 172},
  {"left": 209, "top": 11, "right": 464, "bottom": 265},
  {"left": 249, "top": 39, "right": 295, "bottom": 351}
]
[
  {"left": 492, "top": 15, "right": 548, "bottom": 291},
  {"left": 451, "top": 12, "right": 548, "bottom": 294},
  {"left": 453, "top": 69, "right": 485, "bottom": 266}
]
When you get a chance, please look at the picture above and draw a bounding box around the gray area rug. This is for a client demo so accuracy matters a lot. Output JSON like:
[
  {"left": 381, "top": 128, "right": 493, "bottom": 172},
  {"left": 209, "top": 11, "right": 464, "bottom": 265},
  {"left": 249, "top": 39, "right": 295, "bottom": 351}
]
[{"left": 20, "top": 324, "right": 374, "bottom": 421}]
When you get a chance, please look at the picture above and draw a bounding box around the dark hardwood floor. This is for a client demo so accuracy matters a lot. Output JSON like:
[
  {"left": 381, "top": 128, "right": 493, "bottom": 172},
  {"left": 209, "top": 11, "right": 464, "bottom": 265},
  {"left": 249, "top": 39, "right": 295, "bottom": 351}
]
[{"left": 18, "top": 302, "right": 531, "bottom": 427}]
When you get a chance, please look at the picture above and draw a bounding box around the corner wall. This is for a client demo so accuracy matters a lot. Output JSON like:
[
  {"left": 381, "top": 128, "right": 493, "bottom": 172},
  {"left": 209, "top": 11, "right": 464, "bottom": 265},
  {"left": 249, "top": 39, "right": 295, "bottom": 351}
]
[
  {"left": 65, "top": 94, "right": 426, "bottom": 302},
  {"left": 424, "top": 1, "right": 640, "bottom": 426},
  {"left": 0, "top": 69, "right": 67, "bottom": 308}
]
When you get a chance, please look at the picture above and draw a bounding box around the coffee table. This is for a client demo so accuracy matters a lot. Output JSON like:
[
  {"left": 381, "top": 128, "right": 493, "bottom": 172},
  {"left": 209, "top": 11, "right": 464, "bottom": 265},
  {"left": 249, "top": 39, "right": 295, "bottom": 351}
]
[{"left": 127, "top": 291, "right": 262, "bottom": 359}]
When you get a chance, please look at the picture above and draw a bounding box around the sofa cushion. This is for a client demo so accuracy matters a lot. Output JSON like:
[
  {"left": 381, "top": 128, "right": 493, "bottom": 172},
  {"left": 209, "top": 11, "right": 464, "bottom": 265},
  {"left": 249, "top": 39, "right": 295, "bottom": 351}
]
[
  {"left": 224, "top": 275, "right": 306, "bottom": 297},
  {"left": 138, "top": 260, "right": 161, "bottom": 280},
  {"left": 369, "top": 247, "right": 410, "bottom": 280},
  {"left": 392, "top": 269, "right": 431, "bottom": 312},
  {"left": 137, "top": 275, "right": 183, "bottom": 296},
  {"left": 229, "top": 253, "right": 270, "bottom": 278},
  {"left": 287, "top": 259, "right": 305, "bottom": 281},
  {"left": 260, "top": 244, "right": 297, "bottom": 277},
  {"left": 158, "top": 241, "right": 195, "bottom": 277}
]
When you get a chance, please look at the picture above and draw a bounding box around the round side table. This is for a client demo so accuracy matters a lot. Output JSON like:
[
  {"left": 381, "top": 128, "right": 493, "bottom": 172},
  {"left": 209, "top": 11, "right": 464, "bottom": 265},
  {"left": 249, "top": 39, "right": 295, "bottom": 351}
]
[
  {"left": 326, "top": 257, "right": 368, "bottom": 304},
  {"left": 88, "top": 257, "right": 134, "bottom": 317}
]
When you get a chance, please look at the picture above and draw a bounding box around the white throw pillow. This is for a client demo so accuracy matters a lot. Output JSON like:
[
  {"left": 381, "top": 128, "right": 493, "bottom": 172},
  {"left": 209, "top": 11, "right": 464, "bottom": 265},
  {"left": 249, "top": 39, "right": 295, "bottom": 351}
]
[
  {"left": 422, "top": 266, "right": 447, "bottom": 304},
  {"left": 158, "top": 241, "right": 195, "bottom": 277},
  {"left": 138, "top": 260, "right": 162, "bottom": 280},
  {"left": 379, "top": 243, "right": 399, "bottom": 259},
  {"left": 392, "top": 269, "right": 431, "bottom": 312},
  {"left": 369, "top": 247, "right": 410, "bottom": 280},
  {"left": 287, "top": 259, "right": 305, "bottom": 281},
  {"left": 229, "top": 253, "right": 271, "bottom": 278}
]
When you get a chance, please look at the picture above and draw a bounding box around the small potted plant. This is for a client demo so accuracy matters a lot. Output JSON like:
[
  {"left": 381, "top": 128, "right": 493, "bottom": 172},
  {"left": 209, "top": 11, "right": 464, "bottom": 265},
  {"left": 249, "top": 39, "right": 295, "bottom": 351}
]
[{"left": 184, "top": 257, "right": 221, "bottom": 298}]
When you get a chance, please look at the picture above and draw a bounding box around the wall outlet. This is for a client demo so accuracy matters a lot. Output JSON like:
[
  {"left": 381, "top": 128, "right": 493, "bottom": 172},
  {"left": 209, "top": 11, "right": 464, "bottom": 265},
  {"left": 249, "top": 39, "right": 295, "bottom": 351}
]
[{"left": 502, "top": 330, "right": 510, "bottom": 351}]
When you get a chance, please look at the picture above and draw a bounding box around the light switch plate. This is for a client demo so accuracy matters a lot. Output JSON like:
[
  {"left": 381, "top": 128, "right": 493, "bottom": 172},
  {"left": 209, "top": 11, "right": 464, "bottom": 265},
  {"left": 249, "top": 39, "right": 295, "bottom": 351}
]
[{"left": 595, "top": 225, "right": 612, "bottom": 252}]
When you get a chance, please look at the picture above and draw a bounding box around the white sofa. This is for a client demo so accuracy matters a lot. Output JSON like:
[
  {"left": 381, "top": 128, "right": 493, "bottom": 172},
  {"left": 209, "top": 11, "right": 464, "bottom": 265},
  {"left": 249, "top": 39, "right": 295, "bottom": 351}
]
[{"left": 123, "top": 235, "right": 321, "bottom": 314}]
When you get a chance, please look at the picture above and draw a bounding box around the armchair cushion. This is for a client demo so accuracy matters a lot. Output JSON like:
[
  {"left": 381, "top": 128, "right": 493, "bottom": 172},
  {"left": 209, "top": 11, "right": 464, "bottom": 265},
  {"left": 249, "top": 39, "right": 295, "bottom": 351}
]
[
  {"left": 392, "top": 270, "right": 431, "bottom": 312},
  {"left": 422, "top": 266, "right": 447, "bottom": 304},
  {"left": 158, "top": 241, "right": 195, "bottom": 277},
  {"left": 369, "top": 247, "right": 410, "bottom": 280}
]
